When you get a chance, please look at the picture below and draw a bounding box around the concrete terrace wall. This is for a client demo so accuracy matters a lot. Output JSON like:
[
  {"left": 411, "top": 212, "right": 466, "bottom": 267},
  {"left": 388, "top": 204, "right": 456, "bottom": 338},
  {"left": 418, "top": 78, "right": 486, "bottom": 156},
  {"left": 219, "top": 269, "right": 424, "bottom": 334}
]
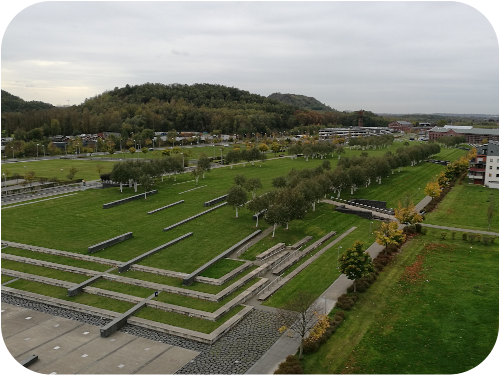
[
  {"left": 348, "top": 199, "right": 387, "bottom": 209},
  {"left": 88, "top": 232, "right": 133, "bottom": 254},
  {"left": 147, "top": 200, "right": 184, "bottom": 214},
  {"left": 163, "top": 202, "right": 228, "bottom": 231},
  {"left": 103, "top": 190, "right": 158, "bottom": 209},
  {"left": 182, "top": 230, "right": 261, "bottom": 286},
  {"left": 203, "top": 194, "right": 228, "bottom": 207},
  {"left": 335, "top": 206, "right": 373, "bottom": 220},
  {"left": 118, "top": 232, "right": 193, "bottom": 272},
  {"left": 2, "top": 241, "right": 123, "bottom": 268}
]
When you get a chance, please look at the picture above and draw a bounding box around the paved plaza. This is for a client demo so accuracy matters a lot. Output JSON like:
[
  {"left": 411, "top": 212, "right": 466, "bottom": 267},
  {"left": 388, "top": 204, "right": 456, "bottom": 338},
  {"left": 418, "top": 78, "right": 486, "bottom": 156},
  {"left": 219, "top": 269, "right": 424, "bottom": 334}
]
[{"left": 1, "top": 303, "right": 199, "bottom": 374}]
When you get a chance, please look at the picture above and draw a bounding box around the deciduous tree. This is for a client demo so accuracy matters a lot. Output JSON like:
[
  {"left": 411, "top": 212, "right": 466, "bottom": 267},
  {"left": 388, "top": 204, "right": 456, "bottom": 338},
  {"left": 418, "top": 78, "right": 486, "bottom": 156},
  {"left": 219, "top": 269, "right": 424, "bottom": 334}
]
[{"left": 338, "top": 241, "right": 374, "bottom": 292}]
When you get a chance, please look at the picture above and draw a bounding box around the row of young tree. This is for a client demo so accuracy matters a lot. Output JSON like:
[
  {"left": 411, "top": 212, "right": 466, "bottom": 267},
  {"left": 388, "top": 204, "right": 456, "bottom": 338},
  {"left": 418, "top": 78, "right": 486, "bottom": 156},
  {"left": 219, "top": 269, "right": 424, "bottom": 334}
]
[{"left": 225, "top": 143, "right": 440, "bottom": 235}]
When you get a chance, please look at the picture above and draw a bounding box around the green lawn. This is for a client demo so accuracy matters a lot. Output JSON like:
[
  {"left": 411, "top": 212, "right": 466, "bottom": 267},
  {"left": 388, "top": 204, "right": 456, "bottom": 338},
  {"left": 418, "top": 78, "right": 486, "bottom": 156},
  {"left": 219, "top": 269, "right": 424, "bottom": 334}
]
[
  {"left": 1, "top": 259, "right": 91, "bottom": 284},
  {"left": 199, "top": 258, "right": 247, "bottom": 278},
  {"left": 135, "top": 305, "right": 245, "bottom": 334},
  {"left": 2, "top": 247, "right": 112, "bottom": 272},
  {"left": 301, "top": 228, "right": 498, "bottom": 374},
  {"left": 6, "top": 279, "right": 136, "bottom": 313},
  {"left": 2, "top": 159, "right": 115, "bottom": 181},
  {"left": 337, "top": 147, "right": 468, "bottom": 208},
  {"left": 424, "top": 183, "right": 499, "bottom": 231},
  {"left": 1, "top": 275, "right": 15, "bottom": 284}
]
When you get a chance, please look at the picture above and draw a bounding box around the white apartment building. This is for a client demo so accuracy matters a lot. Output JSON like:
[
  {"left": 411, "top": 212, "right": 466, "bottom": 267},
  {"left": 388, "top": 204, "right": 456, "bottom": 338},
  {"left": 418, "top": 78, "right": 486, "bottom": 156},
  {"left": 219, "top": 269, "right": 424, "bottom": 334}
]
[{"left": 484, "top": 141, "right": 499, "bottom": 189}]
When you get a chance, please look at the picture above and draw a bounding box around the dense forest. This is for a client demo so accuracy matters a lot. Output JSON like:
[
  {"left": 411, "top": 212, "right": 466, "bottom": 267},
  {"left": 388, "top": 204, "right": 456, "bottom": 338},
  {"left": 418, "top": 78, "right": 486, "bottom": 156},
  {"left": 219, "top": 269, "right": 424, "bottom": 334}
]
[
  {"left": 267, "top": 92, "right": 335, "bottom": 111},
  {"left": 1, "top": 83, "right": 390, "bottom": 138},
  {"left": 1, "top": 90, "right": 54, "bottom": 113}
]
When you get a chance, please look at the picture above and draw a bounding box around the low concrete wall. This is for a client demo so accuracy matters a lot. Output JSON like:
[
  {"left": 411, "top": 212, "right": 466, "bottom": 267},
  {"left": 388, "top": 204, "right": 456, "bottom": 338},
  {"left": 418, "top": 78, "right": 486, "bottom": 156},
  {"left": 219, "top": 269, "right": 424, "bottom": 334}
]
[
  {"left": 194, "top": 261, "right": 252, "bottom": 286},
  {"left": 100, "top": 294, "right": 153, "bottom": 337},
  {"left": 256, "top": 243, "right": 286, "bottom": 261},
  {"left": 335, "top": 206, "right": 373, "bottom": 220},
  {"left": 288, "top": 236, "right": 313, "bottom": 251},
  {"left": 203, "top": 194, "right": 228, "bottom": 207},
  {"left": 67, "top": 274, "right": 103, "bottom": 297},
  {"left": 103, "top": 190, "right": 158, "bottom": 209},
  {"left": 348, "top": 199, "right": 387, "bottom": 209},
  {"left": 182, "top": 230, "right": 261, "bottom": 286},
  {"left": 147, "top": 200, "right": 184, "bottom": 214},
  {"left": 163, "top": 203, "right": 227, "bottom": 231},
  {"left": 118, "top": 232, "right": 193, "bottom": 273},
  {"left": 0, "top": 354, "right": 38, "bottom": 375},
  {"left": 88, "top": 232, "right": 133, "bottom": 254},
  {"left": 2, "top": 241, "right": 123, "bottom": 268}
]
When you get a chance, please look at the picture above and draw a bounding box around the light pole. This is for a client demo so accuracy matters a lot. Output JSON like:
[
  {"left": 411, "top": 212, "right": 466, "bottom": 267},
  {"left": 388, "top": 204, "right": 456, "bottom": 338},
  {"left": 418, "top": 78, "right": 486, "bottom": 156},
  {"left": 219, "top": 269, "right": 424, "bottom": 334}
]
[
  {"left": 213, "top": 144, "right": 216, "bottom": 157},
  {"left": 180, "top": 153, "right": 184, "bottom": 172},
  {"left": 11, "top": 147, "right": 14, "bottom": 159},
  {"left": 369, "top": 221, "right": 373, "bottom": 241},
  {"left": 42, "top": 144, "right": 45, "bottom": 157},
  {"left": 220, "top": 148, "right": 223, "bottom": 165},
  {"left": 60, "top": 169, "right": 63, "bottom": 179},
  {"left": 2, "top": 172, "right": 6, "bottom": 193},
  {"left": 36, "top": 143, "right": 39, "bottom": 158},
  {"left": 337, "top": 246, "right": 342, "bottom": 269},
  {"left": 24, "top": 165, "right": 26, "bottom": 179}
]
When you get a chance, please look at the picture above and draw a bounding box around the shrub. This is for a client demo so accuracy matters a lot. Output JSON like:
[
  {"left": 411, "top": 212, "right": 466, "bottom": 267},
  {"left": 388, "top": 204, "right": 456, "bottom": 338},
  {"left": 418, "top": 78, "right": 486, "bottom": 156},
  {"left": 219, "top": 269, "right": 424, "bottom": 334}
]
[
  {"left": 302, "top": 339, "right": 319, "bottom": 354},
  {"left": 476, "top": 234, "right": 481, "bottom": 242},
  {"left": 335, "top": 293, "right": 357, "bottom": 311},
  {"left": 415, "top": 223, "right": 422, "bottom": 233},
  {"left": 462, "top": 232, "right": 468, "bottom": 241},
  {"left": 440, "top": 232, "right": 447, "bottom": 240},
  {"left": 468, "top": 233, "right": 475, "bottom": 243},
  {"left": 482, "top": 236, "right": 490, "bottom": 245},
  {"left": 451, "top": 232, "right": 456, "bottom": 240},
  {"left": 334, "top": 310, "right": 346, "bottom": 319},
  {"left": 489, "top": 236, "right": 497, "bottom": 244},
  {"left": 421, "top": 227, "right": 428, "bottom": 235},
  {"left": 275, "top": 355, "right": 303, "bottom": 374}
]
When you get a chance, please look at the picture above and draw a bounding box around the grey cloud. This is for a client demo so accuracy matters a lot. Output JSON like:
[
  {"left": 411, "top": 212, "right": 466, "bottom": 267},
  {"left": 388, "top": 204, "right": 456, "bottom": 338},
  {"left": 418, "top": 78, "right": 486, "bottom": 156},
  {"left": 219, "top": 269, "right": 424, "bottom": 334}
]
[{"left": 1, "top": 1, "right": 498, "bottom": 113}]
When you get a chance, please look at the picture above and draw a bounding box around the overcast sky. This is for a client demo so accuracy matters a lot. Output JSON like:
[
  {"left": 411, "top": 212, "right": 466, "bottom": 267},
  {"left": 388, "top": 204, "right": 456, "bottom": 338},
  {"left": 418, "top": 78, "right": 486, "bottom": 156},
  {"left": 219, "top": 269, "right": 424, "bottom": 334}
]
[{"left": 1, "top": 1, "right": 498, "bottom": 114}]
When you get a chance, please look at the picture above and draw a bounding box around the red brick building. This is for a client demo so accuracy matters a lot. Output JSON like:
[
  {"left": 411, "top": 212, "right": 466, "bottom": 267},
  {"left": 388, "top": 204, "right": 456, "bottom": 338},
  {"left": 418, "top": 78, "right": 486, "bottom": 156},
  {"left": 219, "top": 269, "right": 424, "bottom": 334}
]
[
  {"left": 388, "top": 121, "right": 413, "bottom": 132},
  {"left": 428, "top": 127, "right": 499, "bottom": 143}
]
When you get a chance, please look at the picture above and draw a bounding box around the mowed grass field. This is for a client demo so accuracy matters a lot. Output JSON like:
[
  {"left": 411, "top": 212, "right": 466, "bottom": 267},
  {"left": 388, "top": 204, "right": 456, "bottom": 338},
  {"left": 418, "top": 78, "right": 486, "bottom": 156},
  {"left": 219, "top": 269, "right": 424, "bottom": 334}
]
[
  {"left": 337, "top": 147, "right": 468, "bottom": 208},
  {"left": 425, "top": 182, "right": 499, "bottom": 231},
  {"left": 301, "top": 228, "right": 499, "bottom": 374}
]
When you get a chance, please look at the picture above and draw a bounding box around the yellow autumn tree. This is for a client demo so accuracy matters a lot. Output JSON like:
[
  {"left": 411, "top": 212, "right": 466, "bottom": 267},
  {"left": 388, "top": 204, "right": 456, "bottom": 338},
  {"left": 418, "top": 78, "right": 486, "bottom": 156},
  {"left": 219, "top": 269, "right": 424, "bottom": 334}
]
[
  {"left": 375, "top": 221, "right": 406, "bottom": 254},
  {"left": 424, "top": 180, "right": 441, "bottom": 198},
  {"left": 394, "top": 200, "right": 423, "bottom": 226}
]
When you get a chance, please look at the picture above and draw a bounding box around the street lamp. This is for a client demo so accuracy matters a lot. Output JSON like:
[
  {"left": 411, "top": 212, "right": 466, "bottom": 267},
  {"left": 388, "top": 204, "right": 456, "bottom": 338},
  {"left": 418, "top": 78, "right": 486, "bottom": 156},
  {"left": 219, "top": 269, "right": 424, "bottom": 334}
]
[
  {"left": 24, "top": 165, "right": 26, "bottom": 179},
  {"left": 11, "top": 147, "right": 14, "bottom": 159},
  {"left": 180, "top": 152, "right": 184, "bottom": 171},
  {"left": 60, "top": 169, "right": 63, "bottom": 179},
  {"left": 36, "top": 143, "right": 39, "bottom": 158},
  {"left": 369, "top": 221, "right": 373, "bottom": 241},
  {"left": 213, "top": 144, "right": 216, "bottom": 157},
  {"left": 2, "top": 172, "right": 6, "bottom": 193},
  {"left": 42, "top": 144, "right": 45, "bottom": 157},
  {"left": 337, "top": 246, "right": 342, "bottom": 269},
  {"left": 220, "top": 148, "right": 223, "bottom": 165}
]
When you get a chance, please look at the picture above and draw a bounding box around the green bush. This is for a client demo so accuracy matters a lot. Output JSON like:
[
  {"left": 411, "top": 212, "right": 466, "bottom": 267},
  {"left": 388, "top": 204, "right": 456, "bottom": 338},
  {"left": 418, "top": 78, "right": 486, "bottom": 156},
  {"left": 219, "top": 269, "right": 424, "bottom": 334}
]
[
  {"left": 415, "top": 223, "right": 422, "bottom": 233},
  {"left": 462, "top": 232, "right": 468, "bottom": 241},
  {"left": 274, "top": 355, "right": 303, "bottom": 374}
]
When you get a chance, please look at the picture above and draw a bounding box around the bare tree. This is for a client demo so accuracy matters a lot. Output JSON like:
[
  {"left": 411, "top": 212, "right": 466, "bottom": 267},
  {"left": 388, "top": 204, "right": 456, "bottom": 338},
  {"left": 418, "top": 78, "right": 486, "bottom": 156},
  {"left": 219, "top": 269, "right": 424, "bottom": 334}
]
[{"left": 277, "top": 291, "right": 324, "bottom": 359}]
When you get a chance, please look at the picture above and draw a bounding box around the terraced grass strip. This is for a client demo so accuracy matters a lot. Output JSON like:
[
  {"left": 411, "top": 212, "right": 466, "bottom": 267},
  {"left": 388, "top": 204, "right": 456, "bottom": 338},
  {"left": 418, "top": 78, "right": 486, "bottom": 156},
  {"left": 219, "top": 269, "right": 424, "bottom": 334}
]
[
  {"left": 5, "top": 279, "right": 136, "bottom": 313},
  {"left": 135, "top": 305, "right": 245, "bottom": 334},
  {"left": 1, "top": 259, "right": 91, "bottom": 283},
  {"left": 1, "top": 247, "right": 111, "bottom": 272}
]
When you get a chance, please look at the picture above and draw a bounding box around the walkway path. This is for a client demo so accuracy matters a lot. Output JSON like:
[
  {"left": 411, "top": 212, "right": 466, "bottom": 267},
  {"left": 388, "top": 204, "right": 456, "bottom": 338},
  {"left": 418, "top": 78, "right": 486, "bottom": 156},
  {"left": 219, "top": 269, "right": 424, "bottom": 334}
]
[{"left": 420, "top": 223, "right": 499, "bottom": 236}]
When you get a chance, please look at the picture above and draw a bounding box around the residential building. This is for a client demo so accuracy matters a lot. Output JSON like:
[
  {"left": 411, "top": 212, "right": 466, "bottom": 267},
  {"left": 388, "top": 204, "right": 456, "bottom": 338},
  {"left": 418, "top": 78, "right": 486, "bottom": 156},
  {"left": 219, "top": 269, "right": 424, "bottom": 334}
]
[
  {"left": 429, "top": 126, "right": 499, "bottom": 143},
  {"left": 388, "top": 120, "right": 414, "bottom": 132},
  {"left": 319, "top": 127, "right": 391, "bottom": 139},
  {"left": 468, "top": 141, "right": 499, "bottom": 188}
]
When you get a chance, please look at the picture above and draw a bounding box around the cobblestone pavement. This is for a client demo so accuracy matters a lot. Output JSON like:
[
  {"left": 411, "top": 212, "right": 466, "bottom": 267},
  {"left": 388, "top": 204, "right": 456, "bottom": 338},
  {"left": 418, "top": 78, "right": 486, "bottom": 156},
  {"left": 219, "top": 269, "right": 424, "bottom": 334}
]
[{"left": 1, "top": 294, "right": 283, "bottom": 374}]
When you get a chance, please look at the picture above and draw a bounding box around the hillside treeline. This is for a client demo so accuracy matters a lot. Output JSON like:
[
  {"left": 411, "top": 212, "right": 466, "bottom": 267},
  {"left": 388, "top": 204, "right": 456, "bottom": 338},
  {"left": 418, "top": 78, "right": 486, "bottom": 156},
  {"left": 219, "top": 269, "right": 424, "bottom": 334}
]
[
  {"left": 1, "top": 90, "right": 54, "bottom": 114},
  {"left": 2, "top": 83, "right": 390, "bottom": 138}
]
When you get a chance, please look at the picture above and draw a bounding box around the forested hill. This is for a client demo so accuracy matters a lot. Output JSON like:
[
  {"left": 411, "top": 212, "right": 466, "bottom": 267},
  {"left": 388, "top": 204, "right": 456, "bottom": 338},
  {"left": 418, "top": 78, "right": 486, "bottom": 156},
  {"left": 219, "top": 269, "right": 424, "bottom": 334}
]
[
  {"left": 268, "top": 92, "right": 335, "bottom": 111},
  {"left": 1, "top": 90, "right": 54, "bottom": 113},
  {"left": 1, "top": 83, "right": 390, "bottom": 137}
]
